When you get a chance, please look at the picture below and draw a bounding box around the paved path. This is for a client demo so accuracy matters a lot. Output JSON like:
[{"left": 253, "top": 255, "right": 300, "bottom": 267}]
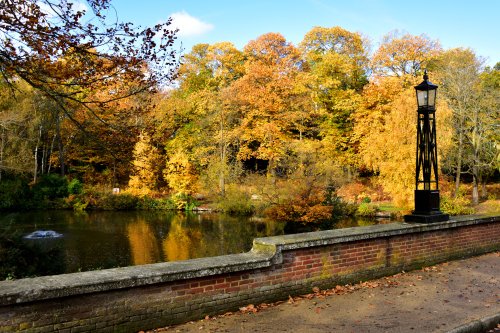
[{"left": 147, "top": 252, "right": 500, "bottom": 333}]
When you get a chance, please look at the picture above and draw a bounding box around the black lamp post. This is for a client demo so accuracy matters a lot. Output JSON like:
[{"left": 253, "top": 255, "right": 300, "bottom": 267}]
[{"left": 404, "top": 70, "right": 449, "bottom": 223}]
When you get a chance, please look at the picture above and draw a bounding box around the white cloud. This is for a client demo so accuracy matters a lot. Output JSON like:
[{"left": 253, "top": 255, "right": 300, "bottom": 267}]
[{"left": 169, "top": 11, "right": 214, "bottom": 37}]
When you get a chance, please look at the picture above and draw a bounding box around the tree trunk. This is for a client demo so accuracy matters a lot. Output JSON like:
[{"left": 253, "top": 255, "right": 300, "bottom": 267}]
[
  {"left": 113, "top": 159, "right": 117, "bottom": 188},
  {"left": 0, "top": 127, "right": 4, "bottom": 182},
  {"left": 219, "top": 106, "right": 225, "bottom": 197},
  {"left": 267, "top": 159, "right": 276, "bottom": 186},
  {"left": 470, "top": 104, "right": 480, "bottom": 206},
  {"left": 56, "top": 115, "right": 65, "bottom": 176},
  {"left": 33, "top": 125, "right": 42, "bottom": 183},
  {"left": 33, "top": 145, "right": 38, "bottom": 182},
  {"left": 57, "top": 133, "right": 65, "bottom": 176},
  {"left": 347, "top": 165, "right": 352, "bottom": 182},
  {"left": 454, "top": 129, "right": 463, "bottom": 197},
  {"left": 46, "top": 134, "right": 56, "bottom": 175},
  {"left": 480, "top": 177, "right": 488, "bottom": 199},
  {"left": 472, "top": 170, "right": 479, "bottom": 205}
]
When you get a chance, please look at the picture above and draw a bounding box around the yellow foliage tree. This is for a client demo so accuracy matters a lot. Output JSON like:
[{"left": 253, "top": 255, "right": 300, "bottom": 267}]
[
  {"left": 164, "top": 150, "right": 198, "bottom": 195},
  {"left": 364, "top": 88, "right": 416, "bottom": 208},
  {"left": 299, "top": 26, "right": 369, "bottom": 177},
  {"left": 359, "top": 79, "right": 452, "bottom": 208},
  {"left": 128, "top": 132, "right": 163, "bottom": 195}
]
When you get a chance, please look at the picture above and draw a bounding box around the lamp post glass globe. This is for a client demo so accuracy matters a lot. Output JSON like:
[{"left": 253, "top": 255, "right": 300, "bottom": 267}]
[
  {"left": 417, "top": 89, "right": 436, "bottom": 108},
  {"left": 415, "top": 70, "right": 437, "bottom": 108}
]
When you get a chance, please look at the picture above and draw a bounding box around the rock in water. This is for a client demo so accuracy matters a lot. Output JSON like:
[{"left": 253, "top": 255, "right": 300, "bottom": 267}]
[{"left": 24, "top": 230, "right": 63, "bottom": 239}]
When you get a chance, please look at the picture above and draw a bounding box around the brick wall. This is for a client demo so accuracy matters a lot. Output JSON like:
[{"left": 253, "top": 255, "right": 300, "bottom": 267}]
[{"left": 0, "top": 215, "right": 499, "bottom": 332}]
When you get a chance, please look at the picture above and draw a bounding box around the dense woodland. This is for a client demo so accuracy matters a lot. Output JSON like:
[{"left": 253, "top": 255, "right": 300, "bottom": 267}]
[{"left": 0, "top": 0, "right": 499, "bottom": 221}]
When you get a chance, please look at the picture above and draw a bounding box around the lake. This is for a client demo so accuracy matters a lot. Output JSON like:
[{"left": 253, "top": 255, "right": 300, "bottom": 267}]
[{"left": 0, "top": 210, "right": 386, "bottom": 277}]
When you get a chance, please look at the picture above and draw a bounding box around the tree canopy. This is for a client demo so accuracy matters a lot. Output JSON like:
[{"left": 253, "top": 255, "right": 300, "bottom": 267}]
[{"left": 1, "top": 5, "right": 498, "bottom": 214}]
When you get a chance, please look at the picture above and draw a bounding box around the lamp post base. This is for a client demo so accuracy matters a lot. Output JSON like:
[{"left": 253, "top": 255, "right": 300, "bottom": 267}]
[
  {"left": 404, "top": 212, "right": 449, "bottom": 223},
  {"left": 404, "top": 190, "right": 449, "bottom": 223}
]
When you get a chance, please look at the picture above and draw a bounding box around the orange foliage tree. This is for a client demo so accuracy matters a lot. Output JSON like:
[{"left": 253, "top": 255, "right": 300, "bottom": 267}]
[{"left": 223, "top": 33, "right": 307, "bottom": 176}]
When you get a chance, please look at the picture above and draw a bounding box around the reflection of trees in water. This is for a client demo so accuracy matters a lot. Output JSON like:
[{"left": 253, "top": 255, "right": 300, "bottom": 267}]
[
  {"left": 1, "top": 211, "right": 287, "bottom": 274},
  {"left": 162, "top": 215, "right": 202, "bottom": 261},
  {"left": 126, "top": 219, "right": 161, "bottom": 265},
  {"left": 161, "top": 214, "right": 284, "bottom": 262}
]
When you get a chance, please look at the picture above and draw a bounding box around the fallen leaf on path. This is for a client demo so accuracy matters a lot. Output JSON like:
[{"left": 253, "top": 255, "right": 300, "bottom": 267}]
[
  {"left": 305, "top": 293, "right": 314, "bottom": 299},
  {"left": 239, "top": 304, "right": 257, "bottom": 313}
]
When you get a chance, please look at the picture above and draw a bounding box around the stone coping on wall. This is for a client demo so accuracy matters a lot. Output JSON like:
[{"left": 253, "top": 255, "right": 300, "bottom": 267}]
[
  {"left": 253, "top": 215, "right": 499, "bottom": 250},
  {"left": 0, "top": 214, "right": 497, "bottom": 307}
]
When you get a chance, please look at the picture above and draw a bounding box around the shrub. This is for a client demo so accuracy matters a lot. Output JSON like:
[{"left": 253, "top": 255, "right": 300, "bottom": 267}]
[
  {"left": 171, "top": 193, "right": 198, "bottom": 211},
  {"left": 356, "top": 202, "right": 378, "bottom": 217},
  {"left": 361, "top": 196, "right": 371, "bottom": 204},
  {"left": 32, "top": 174, "right": 68, "bottom": 201},
  {"left": 67, "top": 178, "right": 83, "bottom": 195},
  {"left": 216, "top": 185, "right": 254, "bottom": 216},
  {"left": 137, "top": 196, "right": 176, "bottom": 210},
  {"left": 323, "top": 186, "right": 358, "bottom": 218},
  {"left": 0, "top": 178, "right": 31, "bottom": 210},
  {"left": 100, "top": 193, "right": 139, "bottom": 210},
  {"left": 441, "top": 195, "right": 474, "bottom": 216},
  {"left": 264, "top": 184, "right": 359, "bottom": 224},
  {"left": 72, "top": 198, "right": 89, "bottom": 212}
]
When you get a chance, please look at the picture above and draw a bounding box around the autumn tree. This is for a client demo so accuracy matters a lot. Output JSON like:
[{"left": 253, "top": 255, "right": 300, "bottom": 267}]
[
  {"left": 128, "top": 132, "right": 164, "bottom": 195},
  {"left": 432, "top": 50, "right": 499, "bottom": 203},
  {"left": 159, "top": 42, "right": 245, "bottom": 196},
  {"left": 371, "top": 31, "right": 441, "bottom": 77},
  {"left": 0, "top": 0, "right": 178, "bottom": 180},
  {"left": 299, "top": 26, "right": 369, "bottom": 179},
  {"left": 224, "top": 33, "right": 307, "bottom": 178},
  {"left": 477, "top": 63, "right": 500, "bottom": 198},
  {"left": 0, "top": 80, "right": 37, "bottom": 179},
  {"left": 356, "top": 32, "right": 443, "bottom": 207}
]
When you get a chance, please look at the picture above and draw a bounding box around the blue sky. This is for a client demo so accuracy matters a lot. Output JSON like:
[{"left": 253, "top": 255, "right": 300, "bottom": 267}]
[{"left": 111, "top": 0, "right": 499, "bottom": 67}]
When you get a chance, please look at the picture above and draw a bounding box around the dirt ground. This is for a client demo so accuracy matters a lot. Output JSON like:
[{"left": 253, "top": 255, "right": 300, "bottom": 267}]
[{"left": 145, "top": 252, "right": 500, "bottom": 333}]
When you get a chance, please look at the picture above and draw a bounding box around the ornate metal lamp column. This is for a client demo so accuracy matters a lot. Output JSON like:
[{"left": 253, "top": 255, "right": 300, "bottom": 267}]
[{"left": 404, "top": 70, "right": 449, "bottom": 223}]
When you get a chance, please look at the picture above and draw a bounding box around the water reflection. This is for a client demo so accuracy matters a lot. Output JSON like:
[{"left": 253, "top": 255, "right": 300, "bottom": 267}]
[
  {"left": 163, "top": 215, "right": 202, "bottom": 261},
  {"left": 0, "top": 211, "right": 288, "bottom": 275},
  {"left": 127, "top": 219, "right": 161, "bottom": 265},
  {"left": 0, "top": 211, "right": 388, "bottom": 277}
]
